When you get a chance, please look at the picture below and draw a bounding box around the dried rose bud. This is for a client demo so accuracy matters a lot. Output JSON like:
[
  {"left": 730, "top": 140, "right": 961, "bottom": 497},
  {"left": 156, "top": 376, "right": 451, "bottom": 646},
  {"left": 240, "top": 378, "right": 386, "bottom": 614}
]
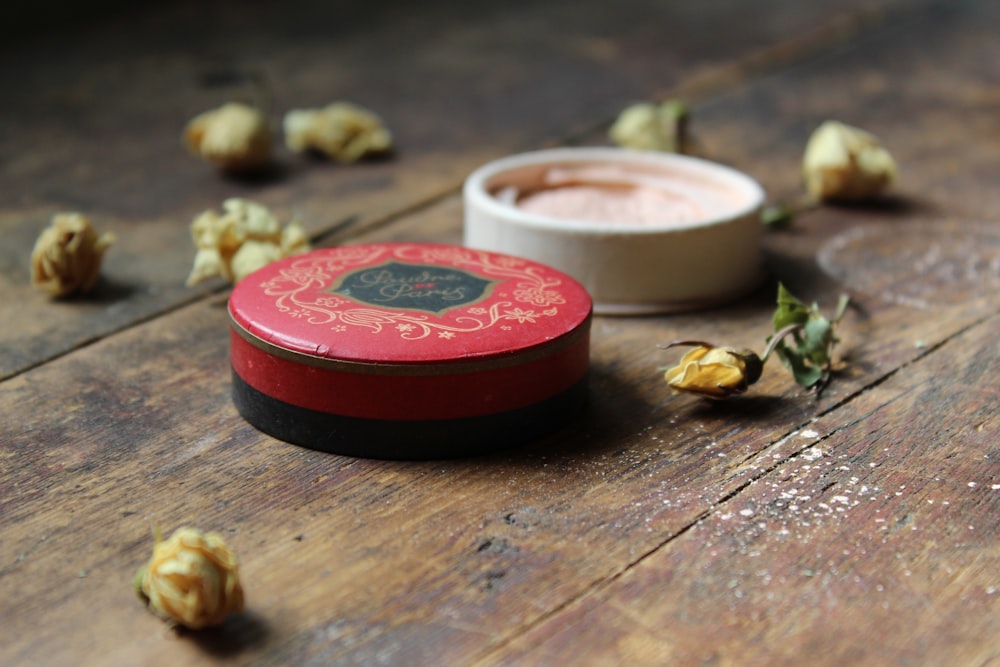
[
  {"left": 664, "top": 345, "right": 762, "bottom": 399},
  {"left": 185, "top": 198, "right": 310, "bottom": 286},
  {"left": 30, "top": 213, "right": 115, "bottom": 297},
  {"left": 134, "top": 527, "right": 245, "bottom": 630},
  {"left": 609, "top": 100, "right": 689, "bottom": 153},
  {"left": 280, "top": 220, "right": 310, "bottom": 255},
  {"left": 802, "top": 120, "right": 896, "bottom": 201},
  {"left": 186, "top": 247, "right": 228, "bottom": 287},
  {"left": 184, "top": 102, "right": 272, "bottom": 172},
  {"left": 283, "top": 102, "right": 392, "bottom": 162},
  {"left": 229, "top": 239, "right": 284, "bottom": 283}
]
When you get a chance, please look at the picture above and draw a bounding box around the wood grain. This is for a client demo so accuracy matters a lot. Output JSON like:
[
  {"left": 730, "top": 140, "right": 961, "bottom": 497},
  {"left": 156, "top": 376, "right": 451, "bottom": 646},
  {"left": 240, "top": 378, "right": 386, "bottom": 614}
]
[
  {"left": 2, "top": 1, "right": 998, "bottom": 666},
  {"left": 0, "top": 268, "right": 995, "bottom": 664},
  {"left": 0, "top": 0, "right": 923, "bottom": 379},
  {"left": 1, "top": 226, "right": 995, "bottom": 667},
  {"left": 479, "top": 315, "right": 1000, "bottom": 666}
]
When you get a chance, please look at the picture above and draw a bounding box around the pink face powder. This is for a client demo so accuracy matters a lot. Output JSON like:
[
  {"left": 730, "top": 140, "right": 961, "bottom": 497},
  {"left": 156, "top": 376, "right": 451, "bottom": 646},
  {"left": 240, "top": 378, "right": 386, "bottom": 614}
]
[{"left": 506, "top": 164, "right": 746, "bottom": 227}]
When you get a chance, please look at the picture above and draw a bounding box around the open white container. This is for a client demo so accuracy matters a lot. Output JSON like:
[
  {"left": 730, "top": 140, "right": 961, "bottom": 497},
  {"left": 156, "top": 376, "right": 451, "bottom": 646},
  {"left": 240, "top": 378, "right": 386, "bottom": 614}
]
[{"left": 463, "top": 147, "right": 766, "bottom": 315}]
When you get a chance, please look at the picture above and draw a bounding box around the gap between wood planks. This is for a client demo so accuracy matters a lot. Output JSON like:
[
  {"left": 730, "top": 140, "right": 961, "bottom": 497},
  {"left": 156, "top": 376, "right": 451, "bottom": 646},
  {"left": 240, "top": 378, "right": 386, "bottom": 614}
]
[
  {"left": 0, "top": 291, "right": 210, "bottom": 384},
  {"left": 466, "top": 307, "right": 1000, "bottom": 665}
]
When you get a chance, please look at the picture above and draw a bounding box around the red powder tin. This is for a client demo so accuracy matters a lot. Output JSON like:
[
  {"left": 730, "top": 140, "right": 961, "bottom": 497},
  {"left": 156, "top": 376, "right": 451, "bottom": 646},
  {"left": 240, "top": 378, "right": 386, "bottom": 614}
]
[{"left": 228, "top": 243, "right": 592, "bottom": 459}]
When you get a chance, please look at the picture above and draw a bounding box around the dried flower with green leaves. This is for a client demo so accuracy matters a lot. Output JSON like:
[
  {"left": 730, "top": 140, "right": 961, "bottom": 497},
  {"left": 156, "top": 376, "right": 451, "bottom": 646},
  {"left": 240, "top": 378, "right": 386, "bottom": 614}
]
[
  {"left": 769, "top": 283, "right": 849, "bottom": 391},
  {"left": 661, "top": 283, "right": 848, "bottom": 399}
]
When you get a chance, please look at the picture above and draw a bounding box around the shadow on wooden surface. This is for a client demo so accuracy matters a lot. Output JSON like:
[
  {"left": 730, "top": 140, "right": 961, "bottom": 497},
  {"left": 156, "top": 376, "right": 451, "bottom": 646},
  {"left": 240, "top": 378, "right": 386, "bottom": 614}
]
[{"left": 178, "top": 609, "right": 273, "bottom": 658}]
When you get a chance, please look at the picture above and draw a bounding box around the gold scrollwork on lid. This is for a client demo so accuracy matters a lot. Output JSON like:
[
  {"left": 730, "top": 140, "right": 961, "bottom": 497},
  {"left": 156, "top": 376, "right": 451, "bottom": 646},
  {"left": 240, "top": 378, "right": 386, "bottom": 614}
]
[{"left": 257, "top": 245, "right": 570, "bottom": 341}]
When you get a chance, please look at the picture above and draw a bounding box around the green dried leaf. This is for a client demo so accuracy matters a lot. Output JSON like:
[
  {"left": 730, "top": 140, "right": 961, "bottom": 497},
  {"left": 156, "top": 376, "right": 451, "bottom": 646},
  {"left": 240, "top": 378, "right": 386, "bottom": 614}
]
[
  {"left": 773, "top": 283, "right": 810, "bottom": 331},
  {"left": 769, "top": 284, "right": 849, "bottom": 391},
  {"left": 761, "top": 204, "right": 794, "bottom": 229},
  {"left": 662, "top": 98, "right": 689, "bottom": 121},
  {"left": 803, "top": 317, "right": 835, "bottom": 366},
  {"left": 833, "top": 293, "right": 850, "bottom": 322},
  {"left": 774, "top": 342, "right": 824, "bottom": 388},
  {"left": 133, "top": 565, "right": 149, "bottom": 601}
]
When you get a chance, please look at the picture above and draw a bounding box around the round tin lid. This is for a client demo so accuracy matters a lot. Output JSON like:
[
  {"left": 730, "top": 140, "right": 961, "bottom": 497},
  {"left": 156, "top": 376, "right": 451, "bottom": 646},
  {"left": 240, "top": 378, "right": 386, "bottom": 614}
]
[{"left": 228, "top": 243, "right": 592, "bottom": 366}]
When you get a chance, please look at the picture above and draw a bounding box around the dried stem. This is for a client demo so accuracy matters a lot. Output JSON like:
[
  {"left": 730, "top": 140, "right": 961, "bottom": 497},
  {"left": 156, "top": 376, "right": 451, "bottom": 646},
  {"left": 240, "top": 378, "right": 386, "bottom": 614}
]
[
  {"left": 657, "top": 340, "right": 717, "bottom": 351},
  {"left": 761, "top": 323, "right": 804, "bottom": 362}
]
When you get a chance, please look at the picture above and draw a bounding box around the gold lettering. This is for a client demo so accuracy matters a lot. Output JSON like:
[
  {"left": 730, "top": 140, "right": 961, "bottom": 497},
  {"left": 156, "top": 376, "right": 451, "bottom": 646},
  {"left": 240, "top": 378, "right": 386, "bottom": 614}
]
[{"left": 374, "top": 283, "right": 467, "bottom": 303}]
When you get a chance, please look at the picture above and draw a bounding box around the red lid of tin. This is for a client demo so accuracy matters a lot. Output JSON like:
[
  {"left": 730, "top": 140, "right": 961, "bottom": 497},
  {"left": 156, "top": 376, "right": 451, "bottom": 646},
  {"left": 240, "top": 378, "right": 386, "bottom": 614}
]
[
  {"left": 229, "top": 243, "right": 592, "bottom": 365},
  {"left": 228, "top": 243, "right": 592, "bottom": 458}
]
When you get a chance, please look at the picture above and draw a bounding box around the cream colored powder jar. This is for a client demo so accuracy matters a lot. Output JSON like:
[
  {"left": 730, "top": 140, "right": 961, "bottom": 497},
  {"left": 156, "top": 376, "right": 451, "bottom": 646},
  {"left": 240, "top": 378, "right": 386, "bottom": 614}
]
[{"left": 463, "top": 147, "right": 766, "bottom": 315}]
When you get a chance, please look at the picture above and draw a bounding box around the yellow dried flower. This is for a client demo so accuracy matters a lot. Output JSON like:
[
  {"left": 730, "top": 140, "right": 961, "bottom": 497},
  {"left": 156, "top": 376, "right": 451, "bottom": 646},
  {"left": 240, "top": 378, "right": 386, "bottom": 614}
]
[
  {"left": 134, "top": 527, "right": 245, "bottom": 630},
  {"left": 279, "top": 220, "right": 311, "bottom": 255},
  {"left": 802, "top": 120, "right": 896, "bottom": 201},
  {"left": 664, "top": 345, "right": 762, "bottom": 399},
  {"left": 30, "top": 213, "right": 115, "bottom": 297},
  {"left": 283, "top": 102, "right": 392, "bottom": 162},
  {"left": 184, "top": 102, "right": 272, "bottom": 172},
  {"left": 609, "top": 100, "right": 689, "bottom": 153},
  {"left": 185, "top": 198, "right": 310, "bottom": 286},
  {"left": 229, "top": 239, "right": 284, "bottom": 284}
]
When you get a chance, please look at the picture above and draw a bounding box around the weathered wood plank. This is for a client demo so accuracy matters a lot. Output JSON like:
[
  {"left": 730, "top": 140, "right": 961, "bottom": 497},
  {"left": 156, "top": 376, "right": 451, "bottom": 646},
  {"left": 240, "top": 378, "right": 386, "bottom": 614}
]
[
  {"left": 1, "top": 217, "right": 995, "bottom": 667},
  {"left": 0, "top": 0, "right": 922, "bottom": 379},
  {"left": 3, "top": 1, "right": 999, "bottom": 666},
  {"left": 3, "top": 233, "right": 997, "bottom": 667},
  {"left": 480, "top": 314, "right": 1000, "bottom": 667}
]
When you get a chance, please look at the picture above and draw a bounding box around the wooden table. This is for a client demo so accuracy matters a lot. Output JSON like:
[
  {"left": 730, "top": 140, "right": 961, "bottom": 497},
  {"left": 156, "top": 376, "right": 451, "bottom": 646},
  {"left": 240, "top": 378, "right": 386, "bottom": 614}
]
[{"left": 2, "top": 1, "right": 998, "bottom": 664}]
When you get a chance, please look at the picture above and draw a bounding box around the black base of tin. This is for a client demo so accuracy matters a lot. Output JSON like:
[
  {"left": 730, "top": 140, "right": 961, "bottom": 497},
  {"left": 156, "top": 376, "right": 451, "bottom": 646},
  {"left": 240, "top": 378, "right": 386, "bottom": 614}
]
[{"left": 232, "top": 370, "right": 588, "bottom": 460}]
